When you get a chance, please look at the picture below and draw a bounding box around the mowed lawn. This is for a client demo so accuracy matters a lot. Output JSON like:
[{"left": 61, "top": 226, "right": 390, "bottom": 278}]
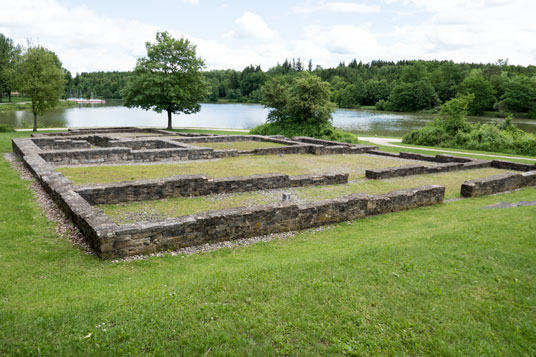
[
  {"left": 58, "top": 153, "right": 436, "bottom": 184},
  {"left": 189, "top": 140, "right": 287, "bottom": 151},
  {"left": 1, "top": 131, "right": 535, "bottom": 355}
]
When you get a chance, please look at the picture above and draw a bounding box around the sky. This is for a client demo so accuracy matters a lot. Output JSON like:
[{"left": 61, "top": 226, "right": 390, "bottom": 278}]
[{"left": 0, "top": 0, "right": 535, "bottom": 74}]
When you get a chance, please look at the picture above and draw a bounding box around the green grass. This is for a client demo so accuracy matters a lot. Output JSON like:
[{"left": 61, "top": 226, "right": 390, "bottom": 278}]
[
  {"left": 1, "top": 130, "right": 535, "bottom": 354},
  {"left": 190, "top": 140, "right": 287, "bottom": 151},
  {"left": 361, "top": 140, "right": 536, "bottom": 164},
  {"left": 0, "top": 100, "right": 78, "bottom": 112},
  {"left": 100, "top": 168, "right": 507, "bottom": 223},
  {"left": 0, "top": 131, "right": 65, "bottom": 153},
  {"left": 59, "top": 154, "right": 436, "bottom": 185},
  {"left": 169, "top": 128, "right": 250, "bottom": 136},
  {"left": 1, "top": 148, "right": 535, "bottom": 354},
  {"left": 0, "top": 96, "right": 31, "bottom": 103}
]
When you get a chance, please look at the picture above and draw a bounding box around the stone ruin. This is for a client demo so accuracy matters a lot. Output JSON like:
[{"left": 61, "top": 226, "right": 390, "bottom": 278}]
[{"left": 12, "top": 127, "right": 536, "bottom": 259}]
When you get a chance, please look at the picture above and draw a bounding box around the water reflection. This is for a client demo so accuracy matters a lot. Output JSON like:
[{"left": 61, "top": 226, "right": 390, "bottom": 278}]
[{"left": 1, "top": 100, "right": 535, "bottom": 137}]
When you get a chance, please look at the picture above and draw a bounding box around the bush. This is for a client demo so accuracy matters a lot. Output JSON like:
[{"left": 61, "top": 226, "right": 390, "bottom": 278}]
[
  {"left": 0, "top": 124, "right": 15, "bottom": 132},
  {"left": 403, "top": 98, "right": 536, "bottom": 156},
  {"left": 251, "top": 121, "right": 358, "bottom": 143},
  {"left": 375, "top": 99, "right": 386, "bottom": 111}
]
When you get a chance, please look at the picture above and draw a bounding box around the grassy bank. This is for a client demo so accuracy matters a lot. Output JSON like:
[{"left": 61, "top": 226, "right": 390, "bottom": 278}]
[
  {"left": 1, "top": 130, "right": 535, "bottom": 355},
  {"left": 0, "top": 96, "right": 31, "bottom": 103},
  {"left": 0, "top": 100, "right": 78, "bottom": 112}
]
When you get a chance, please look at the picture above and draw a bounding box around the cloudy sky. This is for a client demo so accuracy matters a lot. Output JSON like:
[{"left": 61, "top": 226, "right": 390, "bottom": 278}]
[{"left": 1, "top": 0, "right": 535, "bottom": 74}]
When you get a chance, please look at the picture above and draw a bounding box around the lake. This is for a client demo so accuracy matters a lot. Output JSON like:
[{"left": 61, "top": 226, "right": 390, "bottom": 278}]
[{"left": 2, "top": 100, "right": 536, "bottom": 137}]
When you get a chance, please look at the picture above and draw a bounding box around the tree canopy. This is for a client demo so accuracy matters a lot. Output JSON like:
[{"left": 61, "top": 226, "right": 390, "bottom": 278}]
[
  {"left": 18, "top": 44, "right": 65, "bottom": 131},
  {"left": 458, "top": 69, "right": 496, "bottom": 115},
  {"left": 251, "top": 73, "right": 355, "bottom": 142},
  {"left": 0, "top": 34, "right": 21, "bottom": 102},
  {"left": 121, "top": 31, "right": 209, "bottom": 129}
]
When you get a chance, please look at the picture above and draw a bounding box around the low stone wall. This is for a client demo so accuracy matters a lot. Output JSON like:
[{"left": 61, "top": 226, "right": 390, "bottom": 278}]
[
  {"left": 460, "top": 170, "right": 536, "bottom": 197},
  {"left": 110, "top": 185, "right": 445, "bottom": 258},
  {"left": 32, "top": 138, "right": 91, "bottom": 150},
  {"left": 16, "top": 152, "right": 117, "bottom": 257},
  {"left": 365, "top": 160, "right": 490, "bottom": 179},
  {"left": 39, "top": 146, "right": 216, "bottom": 164},
  {"left": 77, "top": 173, "right": 349, "bottom": 205},
  {"left": 292, "top": 136, "right": 353, "bottom": 146},
  {"left": 491, "top": 160, "right": 536, "bottom": 172}
]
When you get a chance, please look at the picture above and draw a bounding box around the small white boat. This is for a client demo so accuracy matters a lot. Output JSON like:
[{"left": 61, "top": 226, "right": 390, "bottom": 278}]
[{"left": 70, "top": 98, "right": 106, "bottom": 104}]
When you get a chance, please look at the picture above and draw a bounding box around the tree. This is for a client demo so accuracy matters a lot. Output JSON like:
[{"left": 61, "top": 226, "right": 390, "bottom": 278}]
[
  {"left": 122, "top": 31, "right": 209, "bottom": 129},
  {"left": 364, "top": 79, "right": 390, "bottom": 105},
  {"left": 18, "top": 45, "right": 64, "bottom": 131},
  {"left": 388, "top": 79, "right": 437, "bottom": 112},
  {"left": 500, "top": 75, "right": 536, "bottom": 113},
  {"left": 458, "top": 69, "right": 496, "bottom": 115},
  {"left": 252, "top": 73, "right": 355, "bottom": 142},
  {"left": 0, "top": 34, "right": 21, "bottom": 102}
]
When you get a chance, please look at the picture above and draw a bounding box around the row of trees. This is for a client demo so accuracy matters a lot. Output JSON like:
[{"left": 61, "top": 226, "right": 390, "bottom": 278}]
[
  {"left": 59, "top": 58, "right": 536, "bottom": 118},
  {"left": 0, "top": 34, "right": 65, "bottom": 130}
]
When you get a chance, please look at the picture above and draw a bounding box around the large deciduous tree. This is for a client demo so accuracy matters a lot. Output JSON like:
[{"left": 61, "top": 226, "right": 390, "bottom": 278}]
[
  {"left": 0, "top": 34, "right": 21, "bottom": 103},
  {"left": 250, "top": 73, "right": 357, "bottom": 142},
  {"left": 458, "top": 69, "right": 496, "bottom": 115},
  {"left": 18, "top": 45, "right": 64, "bottom": 131},
  {"left": 122, "top": 31, "right": 209, "bottom": 129},
  {"left": 500, "top": 75, "right": 536, "bottom": 114}
]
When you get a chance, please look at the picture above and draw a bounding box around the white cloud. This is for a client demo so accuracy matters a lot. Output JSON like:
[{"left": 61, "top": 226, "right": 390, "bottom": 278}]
[
  {"left": 0, "top": 0, "right": 535, "bottom": 75},
  {"left": 294, "top": 1, "right": 380, "bottom": 14},
  {"left": 183, "top": 0, "right": 199, "bottom": 4},
  {"left": 0, "top": 0, "right": 157, "bottom": 73},
  {"left": 381, "top": 0, "right": 536, "bottom": 65},
  {"left": 224, "top": 12, "right": 276, "bottom": 41},
  {"left": 324, "top": 2, "right": 381, "bottom": 13},
  {"left": 305, "top": 25, "right": 379, "bottom": 56}
]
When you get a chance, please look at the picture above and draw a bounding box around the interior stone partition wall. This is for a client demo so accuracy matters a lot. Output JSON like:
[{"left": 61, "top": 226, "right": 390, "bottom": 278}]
[{"left": 77, "top": 173, "right": 349, "bottom": 205}]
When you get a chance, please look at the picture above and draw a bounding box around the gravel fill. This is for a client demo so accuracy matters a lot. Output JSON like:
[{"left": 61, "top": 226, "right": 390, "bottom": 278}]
[{"left": 110, "top": 225, "right": 335, "bottom": 263}]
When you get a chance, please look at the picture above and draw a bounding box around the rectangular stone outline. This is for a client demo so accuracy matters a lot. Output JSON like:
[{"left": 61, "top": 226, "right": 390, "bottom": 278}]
[{"left": 15, "top": 132, "right": 533, "bottom": 259}]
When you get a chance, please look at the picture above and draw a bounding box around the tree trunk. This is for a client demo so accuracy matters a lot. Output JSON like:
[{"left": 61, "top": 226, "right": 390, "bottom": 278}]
[
  {"left": 8, "top": 91, "right": 11, "bottom": 103},
  {"left": 33, "top": 112, "right": 37, "bottom": 132},
  {"left": 167, "top": 110, "right": 172, "bottom": 130}
]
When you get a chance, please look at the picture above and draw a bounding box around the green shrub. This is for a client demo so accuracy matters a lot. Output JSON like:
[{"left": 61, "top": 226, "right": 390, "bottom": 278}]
[
  {"left": 251, "top": 121, "right": 358, "bottom": 143},
  {"left": 403, "top": 98, "right": 536, "bottom": 156},
  {"left": 375, "top": 99, "right": 386, "bottom": 111},
  {"left": 0, "top": 124, "right": 15, "bottom": 133}
]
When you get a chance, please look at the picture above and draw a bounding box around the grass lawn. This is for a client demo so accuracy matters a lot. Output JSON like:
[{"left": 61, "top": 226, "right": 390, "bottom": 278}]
[
  {"left": 0, "top": 96, "right": 31, "bottom": 103},
  {"left": 100, "top": 168, "right": 507, "bottom": 223},
  {"left": 169, "top": 128, "right": 250, "bottom": 136},
  {"left": 58, "top": 154, "right": 435, "bottom": 185},
  {"left": 190, "top": 140, "right": 287, "bottom": 151},
  {"left": 361, "top": 140, "right": 536, "bottom": 164},
  {"left": 0, "top": 100, "right": 78, "bottom": 113},
  {"left": 1, "top": 131, "right": 535, "bottom": 355}
]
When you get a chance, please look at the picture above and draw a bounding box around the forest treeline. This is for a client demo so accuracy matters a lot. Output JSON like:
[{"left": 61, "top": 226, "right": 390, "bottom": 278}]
[{"left": 63, "top": 58, "right": 536, "bottom": 117}]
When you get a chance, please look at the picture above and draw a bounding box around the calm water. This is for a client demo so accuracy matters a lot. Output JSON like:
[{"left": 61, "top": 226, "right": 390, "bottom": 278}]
[{"left": 1, "top": 100, "right": 536, "bottom": 137}]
